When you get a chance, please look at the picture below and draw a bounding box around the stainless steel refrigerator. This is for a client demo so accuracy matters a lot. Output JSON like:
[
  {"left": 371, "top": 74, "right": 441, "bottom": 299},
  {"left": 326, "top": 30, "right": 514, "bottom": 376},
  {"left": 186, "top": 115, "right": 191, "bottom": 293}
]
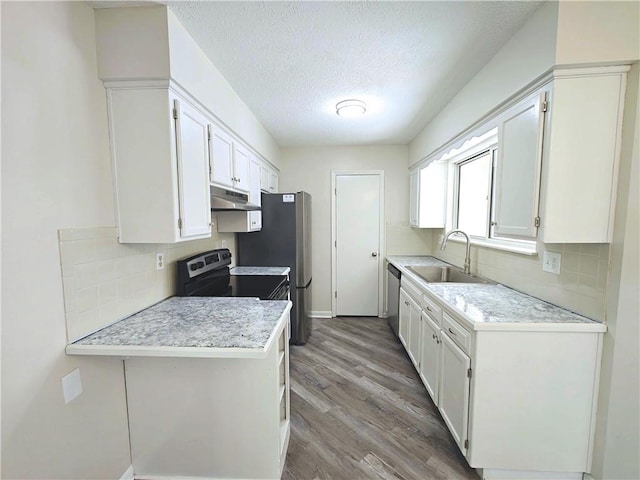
[{"left": 237, "top": 192, "right": 312, "bottom": 344}]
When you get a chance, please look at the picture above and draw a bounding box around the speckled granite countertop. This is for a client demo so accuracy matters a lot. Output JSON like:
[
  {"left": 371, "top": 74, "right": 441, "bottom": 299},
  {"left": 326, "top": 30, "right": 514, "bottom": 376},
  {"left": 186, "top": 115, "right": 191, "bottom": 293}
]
[
  {"left": 387, "top": 255, "right": 605, "bottom": 332},
  {"left": 66, "top": 297, "right": 292, "bottom": 358},
  {"left": 230, "top": 266, "right": 290, "bottom": 276}
]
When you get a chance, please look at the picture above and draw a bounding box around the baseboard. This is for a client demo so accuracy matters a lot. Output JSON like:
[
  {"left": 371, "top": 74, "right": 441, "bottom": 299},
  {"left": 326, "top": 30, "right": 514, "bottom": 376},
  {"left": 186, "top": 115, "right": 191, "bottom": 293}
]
[
  {"left": 482, "top": 469, "right": 584, "bottom": 480},
  {"left": 309, "top": 310, "right": 332, "bottom": 318},
  {"left": 119, "top": 465, "right": 134, "bottom": 480}
]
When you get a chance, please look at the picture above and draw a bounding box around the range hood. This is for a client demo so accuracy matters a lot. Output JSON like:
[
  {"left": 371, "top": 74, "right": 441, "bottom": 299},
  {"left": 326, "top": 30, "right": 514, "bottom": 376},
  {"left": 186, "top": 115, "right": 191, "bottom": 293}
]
[{"left": 210, "top": 185, "right": 260, "bottom": 211}]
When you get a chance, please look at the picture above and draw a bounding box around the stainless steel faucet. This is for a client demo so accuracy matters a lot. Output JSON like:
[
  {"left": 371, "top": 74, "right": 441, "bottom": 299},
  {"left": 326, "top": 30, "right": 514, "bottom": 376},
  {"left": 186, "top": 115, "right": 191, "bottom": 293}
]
[{"left": 440, "top": 229, "right": 471, "bottom": 275}]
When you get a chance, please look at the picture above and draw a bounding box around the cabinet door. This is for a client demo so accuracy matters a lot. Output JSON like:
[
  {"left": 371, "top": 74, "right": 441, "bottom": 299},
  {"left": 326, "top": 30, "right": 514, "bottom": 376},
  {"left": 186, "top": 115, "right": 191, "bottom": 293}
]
[
  {"left": 542, "top": 68, "right": 627, "bottom": 243},
  {"left": 418, "top": 161, "right": 447, "bottom": 228},
  {"left": 249, "top": 155, "right": 261, "bottom": 206},
  {"left": 409, "top": 170, "right": 419, "bottom": 227},
  {"left": 210, "top": 127, "right": 234, "bottom": 189},
  {"left": 232, "top": 143, "right": 250, "bottom": 193},
  {"left": 494, "top": 90, "right": 545, "bottom": 240},
  {"left": 439, "top": 332, "right": 471, "bottom": 455},
  {"left": 173, "top": 99, "right": 212, "bottom": 239},
  {"left": 419, "top": 312, "right": 440, "bottom": 404},
  {"left": 407, "top": 295, "right": 421, "bottom": 368},
  {"left": 269, "top": 170, "right": 278, "bottom": 193},
  {"left": 260, "top": 163, "right": 270, "bottom": 192},
  {"left": 399, "top": 289, "right": 410, "bottom": 348}
]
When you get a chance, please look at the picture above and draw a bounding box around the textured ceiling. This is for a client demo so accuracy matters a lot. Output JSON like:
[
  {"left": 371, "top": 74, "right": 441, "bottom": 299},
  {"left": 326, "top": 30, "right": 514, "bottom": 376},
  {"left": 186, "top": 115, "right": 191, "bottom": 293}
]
[{"left": 165, "top": 1, "right": 543, "bottom": 147}]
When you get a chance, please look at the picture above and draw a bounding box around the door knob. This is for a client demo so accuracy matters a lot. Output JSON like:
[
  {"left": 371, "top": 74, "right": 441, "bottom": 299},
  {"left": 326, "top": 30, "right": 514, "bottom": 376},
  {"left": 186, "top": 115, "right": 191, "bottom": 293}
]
[{"left": 371, "top": 252, "right": 378, "bottom": 257}]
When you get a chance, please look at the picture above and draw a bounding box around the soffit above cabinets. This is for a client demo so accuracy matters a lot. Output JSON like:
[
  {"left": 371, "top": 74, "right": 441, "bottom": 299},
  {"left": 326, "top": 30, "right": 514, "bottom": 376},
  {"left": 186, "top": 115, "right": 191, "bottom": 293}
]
[{"left": 157, "top": 1, "right": 544, "bottom": 147}]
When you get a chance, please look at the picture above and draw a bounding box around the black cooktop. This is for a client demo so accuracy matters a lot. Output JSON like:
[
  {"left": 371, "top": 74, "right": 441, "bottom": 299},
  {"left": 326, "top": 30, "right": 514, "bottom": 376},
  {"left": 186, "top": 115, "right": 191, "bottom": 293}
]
[{"left": 175, "top": 249, "right": 288, "bottom": 300}]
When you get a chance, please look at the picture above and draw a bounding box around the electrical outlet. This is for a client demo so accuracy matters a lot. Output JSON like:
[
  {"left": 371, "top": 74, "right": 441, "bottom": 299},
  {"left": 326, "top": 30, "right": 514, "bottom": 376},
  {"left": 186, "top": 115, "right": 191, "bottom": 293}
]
[
  {"left": 156, "top": 253, "right": 165, "bottom": 270},
  {"left": 62, "top": 368, "right": 83, "bottom": 404},
  {"left": 542, "top": 251, "right": 561, "bottom": 275}
]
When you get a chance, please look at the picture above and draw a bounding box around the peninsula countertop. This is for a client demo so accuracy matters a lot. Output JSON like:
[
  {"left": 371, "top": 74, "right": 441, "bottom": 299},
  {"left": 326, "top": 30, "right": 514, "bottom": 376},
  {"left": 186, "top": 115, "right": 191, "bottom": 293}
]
[
  {"left": 230, "top": 266, "right": 291, "bottom": 276},
  {"left": 387, "top": 255, "right": 606, "bottom": 333},
  {"left": 66, "top": 297, "right": 292, "bottom": 358}
]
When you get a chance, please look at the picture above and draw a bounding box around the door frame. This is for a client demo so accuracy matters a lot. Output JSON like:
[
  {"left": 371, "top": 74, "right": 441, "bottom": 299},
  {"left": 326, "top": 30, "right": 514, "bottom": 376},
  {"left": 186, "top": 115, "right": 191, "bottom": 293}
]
[{"left": 331, "top": 170, "right": 385, "bottom": 318}]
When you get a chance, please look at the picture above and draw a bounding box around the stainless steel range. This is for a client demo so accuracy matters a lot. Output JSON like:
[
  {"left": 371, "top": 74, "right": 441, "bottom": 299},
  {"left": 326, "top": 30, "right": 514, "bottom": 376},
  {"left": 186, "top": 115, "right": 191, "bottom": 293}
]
[{"left": 176, "top": 248, "right": 289, "bottom": 300}]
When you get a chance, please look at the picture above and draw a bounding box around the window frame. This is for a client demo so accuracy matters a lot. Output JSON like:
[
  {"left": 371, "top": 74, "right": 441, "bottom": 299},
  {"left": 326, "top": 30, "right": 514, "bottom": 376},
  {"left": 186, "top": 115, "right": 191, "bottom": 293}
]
[{"left": 444, "top": 128, "right": 538, "bottom": 255}]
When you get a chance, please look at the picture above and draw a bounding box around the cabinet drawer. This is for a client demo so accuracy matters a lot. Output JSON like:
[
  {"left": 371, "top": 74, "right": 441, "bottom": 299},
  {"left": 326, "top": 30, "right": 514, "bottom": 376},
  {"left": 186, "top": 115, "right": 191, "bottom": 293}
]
[
  {"left": 401, "top": 277, "right": 422, "bottom": 302},
  {"left": 442, "top": 313, "right": 471, "bottom": 355},
  {"left": 421, "top": 294, "right": 442, "bottom": 323}
]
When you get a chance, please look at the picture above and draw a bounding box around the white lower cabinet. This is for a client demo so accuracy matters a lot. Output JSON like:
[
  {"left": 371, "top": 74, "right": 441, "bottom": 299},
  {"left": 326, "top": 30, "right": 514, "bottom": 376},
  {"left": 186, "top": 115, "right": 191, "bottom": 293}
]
[
  {"left": 406, "top": 295, "right": 421, "bottom": 368},
  {"left": 124, "top": 317, "right": 290, "bottom": 480},
  {"left": 439, "top": 332, "right": 471, "bottom": 454},
  {"left": 418, "top": 312, "right": 440, "bottom": 404},
  {"left": 396, "top": 274, "right": 604, "bottom": 479},
  {"left": 398, "top": 289, "right": 410, "bottom": 348},
  {"left": 400, "top": 282, "right": 422, "bottom": 368}
]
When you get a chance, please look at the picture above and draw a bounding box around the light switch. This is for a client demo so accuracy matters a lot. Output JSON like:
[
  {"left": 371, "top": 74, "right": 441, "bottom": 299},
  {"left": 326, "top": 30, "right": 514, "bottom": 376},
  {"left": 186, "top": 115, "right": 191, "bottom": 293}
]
[
  {"left": 542, "top": 251, "right": 561, "bottom": 275},
  {"left": 62, "top": 368, "right": 83, "bottom": 404}
]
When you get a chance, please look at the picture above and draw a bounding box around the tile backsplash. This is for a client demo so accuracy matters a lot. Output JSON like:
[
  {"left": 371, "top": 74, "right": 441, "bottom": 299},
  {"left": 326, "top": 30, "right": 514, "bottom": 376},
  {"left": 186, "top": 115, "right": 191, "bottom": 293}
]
[
  {"left": 58, "top": 224, "right": 235, "bottom": 342},
  {"left": 427, "top": 229, "right": 609, "bottom": 321}
]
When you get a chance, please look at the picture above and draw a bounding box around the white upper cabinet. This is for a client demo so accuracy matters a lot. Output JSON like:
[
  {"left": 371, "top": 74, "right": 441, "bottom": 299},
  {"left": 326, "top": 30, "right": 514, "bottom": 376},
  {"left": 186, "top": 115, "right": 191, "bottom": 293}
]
[
  {"left": 249, "top": 154, "right": 262, "bottom": 206},
  {"left": 209, "top": 127, "right": 234, "bottom": 189},
  {"left": 216, "top": 153, "right": 263, "bottom": 233},
  {"left": 174, "top": 98, "right": 213, "bottom": 239},
  {"left": 260, "top": 162, "right": 279, "bottom": 193},
  {"left": 107, "top": 87, "right": 211, "bottom": 243},
  {"left": 494, "top": 91, "right": 545, "bottom": 240},
  {"left": 410, "top": 161, "right": 447, "bottom": 229},
  {"left": 539, "top": 66, "right": 628, "bottom": 243},
  {"left": 409, "top": 170, "right": 419, "bottom": 227},
  {"left": 232, "top": 143, "right": 250, "bottom": 193},
  {"left": 209, "top": 127, "right": 250, "bottom": 194}
]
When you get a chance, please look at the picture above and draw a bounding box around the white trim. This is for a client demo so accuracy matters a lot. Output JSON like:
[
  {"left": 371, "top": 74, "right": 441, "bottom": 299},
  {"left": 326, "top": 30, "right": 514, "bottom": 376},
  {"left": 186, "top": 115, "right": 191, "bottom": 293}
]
[
  {"left": 331, "top": 170, "right": 385, "bottom": 318},
  {"left": 118, "top": 464, "right": 134, "bottom": 480},
  {"left": 445, "top": 235, "right": 538, "bottom": 256},
  {"left": 309, "top": 310, "right": 332, "bottom": 319},
  {"left": 134, "top": 476, "right": 258, "bottom": 480},
  {"left": 482, "top": 469, "right": 584, "bottom": 480},
  {"left": 583, "top": 474, "right": 595, "bottom": 480}
]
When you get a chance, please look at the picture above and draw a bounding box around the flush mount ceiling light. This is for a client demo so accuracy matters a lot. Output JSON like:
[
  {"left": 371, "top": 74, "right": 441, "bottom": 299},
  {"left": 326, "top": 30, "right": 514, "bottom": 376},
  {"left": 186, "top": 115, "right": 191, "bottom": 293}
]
[{"left": 336, "top": 99, "right": 367, "bottom": 118}]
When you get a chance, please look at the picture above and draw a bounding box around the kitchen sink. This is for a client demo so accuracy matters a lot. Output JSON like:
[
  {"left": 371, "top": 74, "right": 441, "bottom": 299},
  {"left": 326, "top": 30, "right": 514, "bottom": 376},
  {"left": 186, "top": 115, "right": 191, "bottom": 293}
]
[{"left": 407, "top": 265, "right": 495, "bottom": 284}]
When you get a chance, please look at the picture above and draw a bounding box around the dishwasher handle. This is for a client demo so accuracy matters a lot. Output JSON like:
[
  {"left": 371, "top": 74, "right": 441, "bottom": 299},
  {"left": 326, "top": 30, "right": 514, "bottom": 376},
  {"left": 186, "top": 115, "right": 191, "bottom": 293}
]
[{"left": 387, "top": 263, "right": 401, "bottom": 280}]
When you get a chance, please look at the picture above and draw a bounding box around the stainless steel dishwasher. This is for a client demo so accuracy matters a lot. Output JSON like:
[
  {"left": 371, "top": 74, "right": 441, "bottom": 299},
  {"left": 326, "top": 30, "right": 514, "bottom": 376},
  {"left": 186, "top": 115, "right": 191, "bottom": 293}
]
[{"left": 387, "top": 263, "right": 401, "bottom": 337}]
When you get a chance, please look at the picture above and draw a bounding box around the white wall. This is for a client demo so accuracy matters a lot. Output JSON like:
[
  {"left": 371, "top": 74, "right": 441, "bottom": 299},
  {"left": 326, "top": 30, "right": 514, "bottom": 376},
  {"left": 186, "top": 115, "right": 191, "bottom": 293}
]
[
  {"left": 94, "top": 6, "right": 281, "bottom": 168},
  {"left": 409, "top": 1, "right": 640, "bottom": 477},
  {"left": 590, "top": 63, "right": 640, "bottom": 480},
  {"left": 1, "top": 2, "right": 132, "bottom": 478},
  {"left": 555, "top": 1, "right": 640, "bottom": 66},
  {"left": 409, "top": 1, "right": 558, "bottom": 166},
  {"left": 279, "top": 146, "right": 431, "bottom": 316}
]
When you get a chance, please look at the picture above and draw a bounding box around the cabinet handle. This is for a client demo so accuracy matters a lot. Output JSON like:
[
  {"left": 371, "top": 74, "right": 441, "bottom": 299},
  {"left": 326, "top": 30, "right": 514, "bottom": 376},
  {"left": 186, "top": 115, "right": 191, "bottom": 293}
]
[
  {"left": 404, "top": 301, "right": 410, "bottom": 306},
  {"left": 432, "top": 333, "right": 436, "bottom": 340},
  {"left": 426, "top": 306, "right": 432, "bottom": 312},
  {"left": 448, "top": 327, "right": 456, "bottom": 336}
]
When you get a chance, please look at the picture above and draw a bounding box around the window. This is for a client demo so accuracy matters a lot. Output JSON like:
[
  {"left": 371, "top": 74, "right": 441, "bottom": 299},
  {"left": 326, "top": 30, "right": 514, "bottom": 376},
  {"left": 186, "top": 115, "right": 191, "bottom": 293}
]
[
  {"left": 444, "top": 126, "right": 537, "bottom": 253},
  {"left": 455, "top": 150, "right": 493, "bottom": 238}
]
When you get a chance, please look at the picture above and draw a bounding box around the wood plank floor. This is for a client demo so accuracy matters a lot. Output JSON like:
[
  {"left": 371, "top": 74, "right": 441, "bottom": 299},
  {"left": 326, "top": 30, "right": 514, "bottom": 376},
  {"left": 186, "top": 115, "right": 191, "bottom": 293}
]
[{"left": 282, "top": 316, "right": 479, "bottom": 480}]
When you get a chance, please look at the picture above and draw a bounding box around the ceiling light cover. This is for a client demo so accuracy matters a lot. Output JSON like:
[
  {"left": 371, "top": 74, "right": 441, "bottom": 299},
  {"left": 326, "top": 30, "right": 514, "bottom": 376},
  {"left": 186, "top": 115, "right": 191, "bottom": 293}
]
[{"left": 336, "top": 99, "right": 367, "bottom": 118}]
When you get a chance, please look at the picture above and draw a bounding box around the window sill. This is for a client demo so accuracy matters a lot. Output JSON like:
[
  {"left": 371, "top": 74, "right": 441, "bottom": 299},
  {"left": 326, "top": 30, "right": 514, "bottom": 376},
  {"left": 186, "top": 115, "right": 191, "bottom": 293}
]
[{"left": 445, "top": 235, "right": 538, "bottom": 256}]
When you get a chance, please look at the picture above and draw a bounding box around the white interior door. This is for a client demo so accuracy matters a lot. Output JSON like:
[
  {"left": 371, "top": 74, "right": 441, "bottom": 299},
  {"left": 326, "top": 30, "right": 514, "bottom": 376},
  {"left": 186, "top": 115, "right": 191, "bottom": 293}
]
[{"left": 335, "top": 173, "right": 381, "bottom": 316}]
